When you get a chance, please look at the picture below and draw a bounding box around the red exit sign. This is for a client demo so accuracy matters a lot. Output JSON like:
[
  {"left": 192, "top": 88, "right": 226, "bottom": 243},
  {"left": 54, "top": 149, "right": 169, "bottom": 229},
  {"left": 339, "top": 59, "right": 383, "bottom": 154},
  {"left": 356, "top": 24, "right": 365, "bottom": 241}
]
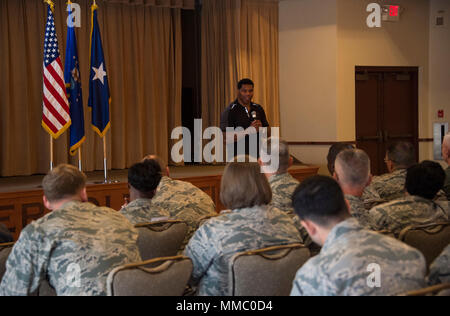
[
  {"left": 367, "top": 3, "right": 402, "bottom": 28},
  {"left": 389, "top": 5, "right": 399, "bottom": 17}
]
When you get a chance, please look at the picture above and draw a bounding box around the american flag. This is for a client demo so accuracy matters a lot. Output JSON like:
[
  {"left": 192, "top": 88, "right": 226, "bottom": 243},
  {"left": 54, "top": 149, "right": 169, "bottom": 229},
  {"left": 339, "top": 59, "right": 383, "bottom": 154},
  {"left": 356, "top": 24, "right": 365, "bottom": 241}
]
[{"left": 42, "top": 4, "right": 71, "bottom": 139}]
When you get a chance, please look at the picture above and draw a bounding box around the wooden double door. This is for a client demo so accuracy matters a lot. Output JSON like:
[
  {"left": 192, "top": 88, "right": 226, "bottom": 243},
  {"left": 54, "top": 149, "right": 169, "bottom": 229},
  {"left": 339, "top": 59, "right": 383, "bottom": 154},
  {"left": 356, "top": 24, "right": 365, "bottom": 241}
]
[{"left": 355, "top": 66, "right": 418, "bottom": 176}]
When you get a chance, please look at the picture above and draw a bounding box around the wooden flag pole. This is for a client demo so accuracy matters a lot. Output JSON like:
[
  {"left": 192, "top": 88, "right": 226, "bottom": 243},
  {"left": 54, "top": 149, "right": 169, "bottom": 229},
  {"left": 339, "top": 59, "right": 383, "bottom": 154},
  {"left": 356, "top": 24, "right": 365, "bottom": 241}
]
[
  {"left": 78, "top": 147, "right": 82, "bottom": 171},
  {"left": 49, "top": 135, "right": 54, "bottom": 170},
  {"left": 103, "top": 135, "right": 107, "bottom": 183}
]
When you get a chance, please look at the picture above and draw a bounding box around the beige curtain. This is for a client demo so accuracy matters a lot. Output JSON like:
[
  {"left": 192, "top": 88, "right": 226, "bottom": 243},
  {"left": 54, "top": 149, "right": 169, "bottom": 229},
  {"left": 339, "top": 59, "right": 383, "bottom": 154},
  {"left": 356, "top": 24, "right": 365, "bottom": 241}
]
[
  {"left": 0, "top": 0, "right": 182, "bottom": 176},
  {"left": 105, "top": 0, "right": 195, "bottom": 9},
  {"left": 201, "top": 0, "right": 280, "bottom": 130}
]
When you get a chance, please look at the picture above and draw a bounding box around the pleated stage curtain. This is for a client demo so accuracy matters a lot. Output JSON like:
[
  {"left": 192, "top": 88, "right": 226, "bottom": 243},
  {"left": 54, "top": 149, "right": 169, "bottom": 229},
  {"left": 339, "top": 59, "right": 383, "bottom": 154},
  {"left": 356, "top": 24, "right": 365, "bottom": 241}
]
[
  {"left": 201, "top": 0, "right": 280, "bottom": 131},
  {"left": 104, "top": 0, "right": 195, "bottom": 9},
  {"left": 0, "top": 0, "right": 182, "bottom": 176}
]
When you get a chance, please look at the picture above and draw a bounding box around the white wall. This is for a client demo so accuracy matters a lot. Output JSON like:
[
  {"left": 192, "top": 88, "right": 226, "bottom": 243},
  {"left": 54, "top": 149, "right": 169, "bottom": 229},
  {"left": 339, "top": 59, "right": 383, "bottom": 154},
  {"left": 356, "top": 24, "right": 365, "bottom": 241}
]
[
  {"left": 429, "top": 0, "right": 450, "bottom": 149},
  {"left": 429, "top": 0, "right": 450, "bottom": 120},
  {"left": 337, "top": 0, "right": 431, "bottom": 161},
  {"left": 429, "top": 0, "right": 450, "bottom": 168},
  {"left": 279, "top": 0, "right": 449, "bottom": 174},
  {"left": 279, "top": 0, "right": 338, "bottom": 174}
]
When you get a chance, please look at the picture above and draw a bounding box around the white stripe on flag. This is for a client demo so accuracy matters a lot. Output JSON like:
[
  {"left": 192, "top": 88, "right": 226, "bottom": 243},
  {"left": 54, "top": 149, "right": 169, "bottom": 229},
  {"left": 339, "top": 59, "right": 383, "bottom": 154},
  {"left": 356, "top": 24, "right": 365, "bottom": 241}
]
[
  {"left": 44, "top": 66, "right": 68, "bottom": 105},
  {"left": 51, "top": 60, "right": 65, "bottom": 80},
  {"left": 43, "top": 104, "right": 64, "bottom": 130},
  {"left": 43, "top": 85, "right": 71, "bottom": 122}
]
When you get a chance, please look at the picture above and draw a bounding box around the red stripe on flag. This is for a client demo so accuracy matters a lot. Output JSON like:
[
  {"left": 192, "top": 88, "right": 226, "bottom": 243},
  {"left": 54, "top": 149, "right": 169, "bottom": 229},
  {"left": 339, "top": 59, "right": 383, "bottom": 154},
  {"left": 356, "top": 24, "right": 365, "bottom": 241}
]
[
  {"left": 46, "top": 64, "right": 70, "bottom": 113},
  {"left": 43, "top": 75, "right": 70, "bottom": 116},
  {"left": 47, "top": 62, "right": 67, "bottom": 96},
  {"left": 42, "top": 114, "right": 58, "bottom": 134},
  {"left": 43, "top": 96, "right": 69, "bottom": 126},
  {"left": 55, "top": 58, "right": 66, "bottom": 78}
]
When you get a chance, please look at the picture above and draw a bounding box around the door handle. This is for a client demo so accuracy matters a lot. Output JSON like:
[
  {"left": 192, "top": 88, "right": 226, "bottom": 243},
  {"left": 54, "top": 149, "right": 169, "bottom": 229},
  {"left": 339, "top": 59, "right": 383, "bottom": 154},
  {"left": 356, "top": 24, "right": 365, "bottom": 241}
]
[
  {"left": 384, "top": 131, "right": 413, "bottom": 141},
  {"left": 357, "top": 131, "right": 383, "bottom": 143},
  {"left": 357, "top": 136, "right": 379, "bottom": 141},
  {"left": 389, "top": 134, "right": 413, "bottom": 139}
]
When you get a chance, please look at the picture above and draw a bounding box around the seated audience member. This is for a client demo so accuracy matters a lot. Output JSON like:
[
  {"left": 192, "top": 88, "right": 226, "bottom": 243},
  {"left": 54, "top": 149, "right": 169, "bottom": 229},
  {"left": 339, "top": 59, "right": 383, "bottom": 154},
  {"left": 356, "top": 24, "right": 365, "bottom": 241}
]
[
  {"left": 290, "top": 175, "right": 426, "bottom": 296},
  {"left": 259, "top": 137, "right": 297, "bottom": 215},
  {"left": 428, "top": 244, "right": 450, "bottom": 286},
  {"left": 259, "top": 137, "right": 311, "bottom": 246},
  {"left": 120, "top": 160, "right": 170, "bottom": 224},
  {"left": 0, "top": 164, "right": 141, "bottom": 296},
  {"left": 363, "top": 141, "right": 416, "bottom": 202},
  {"left": 326, "top": 143, "right": 355, "bottom": 176},
  {"left": 441, "top": 133, "right": 450, "bottom": 200},
  {"left": 334, "top": 149, "right": 373, "bottom": 226},
  {"left": 142, "top": 155, "right": 216, "bottom": 249},
  {"left": 0, "top": 224, "right": 13, "bottom": 243},
  {"left": 326, "top": 143, "right": 382, "bottom": 209},
  {"left": 368, "top": 161, "right": 449, "bottom": 234},
  {"left": 185, "top": 161, "right": 302, "bottom": 296}
]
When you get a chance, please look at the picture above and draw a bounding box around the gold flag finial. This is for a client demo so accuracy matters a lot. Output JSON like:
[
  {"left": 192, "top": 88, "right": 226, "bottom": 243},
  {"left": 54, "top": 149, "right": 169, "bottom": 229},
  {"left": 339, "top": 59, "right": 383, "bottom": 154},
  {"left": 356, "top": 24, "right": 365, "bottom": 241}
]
[
  {"left": 67, "top": 0, "right": 73, "bottom": 5},
  {"left": 92, "top": 0, "right": 98, "bottom": 11},
  {"left": 43, "top": 0, "right": 55, "bottom": 11}
]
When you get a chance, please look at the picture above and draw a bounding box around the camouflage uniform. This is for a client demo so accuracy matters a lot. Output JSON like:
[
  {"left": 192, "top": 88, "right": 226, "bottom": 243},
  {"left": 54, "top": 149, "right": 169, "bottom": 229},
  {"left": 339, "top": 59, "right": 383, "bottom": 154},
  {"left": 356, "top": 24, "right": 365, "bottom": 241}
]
[
  {"left": 367, "top": 195, "right": 449, "bottom": 235},
  {"left": 433, "top": 190, "right": 449, "bottom": 202},
  {"left": 345, "top": 194, "right": 372, "bottom": 227},
  {"left": 268, "top": 173, "right": 299, "bottom": 216},
  {"left": 184, "top": 205, "right": 302, "bottom": 296},
  {"left": 152, "top": 176, "right": 216, "bottom": 249},
  {"left": 290, "top": 218, "right": 426, "bottom": 296},
  {"left": 120, "top": 198, "right": 171, "bottom": 224},
  {"left": 268, "top": 173, "right": 311, "bottom": 245},
  {"left": 363, "top": 169, "right": 407, "bottom": 203},
  {"left": 362, "top": 186, "right": 388, "bottom": 210},
  {"left": 443, "top": 166, "right": 450, "bottom": 200},
  {"left": 0, "top": 201, "right": 141, "bottom": 296},
  {"left": 428, "top": 244, "right": 450, "bottom": 286}
]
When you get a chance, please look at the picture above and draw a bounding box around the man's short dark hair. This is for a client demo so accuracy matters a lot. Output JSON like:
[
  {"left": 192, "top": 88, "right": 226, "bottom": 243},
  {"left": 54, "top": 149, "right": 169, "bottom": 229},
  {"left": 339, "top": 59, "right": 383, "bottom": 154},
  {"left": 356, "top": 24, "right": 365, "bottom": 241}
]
[
  {"left": 128, "top": 160, "right": 162, "bottom": 197},
  {"left": 142, "top": 154, "right": 167, "bottom": 170},
  {"left": 237, "top": 78, "right": 254, "bottom": 90},
  {"left": 292, "top": 175, "right": 349, "bottom": 227},
  {"left": 405, "top": 161, "right": 445, "bottom": 200},
  {"left": 387, "top": 142, "right": 416, "bottom": 168},
  {"left": 327, "top": 143, "right": 355, "bottom": 175}
]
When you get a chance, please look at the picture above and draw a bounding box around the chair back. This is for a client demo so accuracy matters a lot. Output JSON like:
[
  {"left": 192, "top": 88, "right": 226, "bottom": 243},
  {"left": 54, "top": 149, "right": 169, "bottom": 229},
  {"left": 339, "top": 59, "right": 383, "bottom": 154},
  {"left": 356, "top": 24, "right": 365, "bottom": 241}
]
[
  {"left": 36, "top": 279, "right": 57, "bottom": 296},
  {"left": 107, "top": 256, "right": 193, "bottom": 296},
  {"left": 437, "top": 288, "right": 450, "bottom": 296},
  {"left": 398, "top": 222, "right": 450, "bottom": 267},
  {"left": 0, "top": 242, "right": 14, "bottom": 282},
  {"left": 229, "top": 243, "right": 310, "bottom": 296},
  {"left": 135, "top": 220, "right": 188, "bottom": 261},
  {"left": 403, "top": 283, "right": 450, "bottom": 296}
]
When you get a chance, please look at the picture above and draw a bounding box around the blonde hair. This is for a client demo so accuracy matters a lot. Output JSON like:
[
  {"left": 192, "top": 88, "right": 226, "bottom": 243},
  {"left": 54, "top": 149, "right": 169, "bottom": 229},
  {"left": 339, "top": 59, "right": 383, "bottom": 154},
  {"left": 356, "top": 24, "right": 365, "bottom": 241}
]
[{"left": 220, "top": 162, "right": 272, "bottom": 210}]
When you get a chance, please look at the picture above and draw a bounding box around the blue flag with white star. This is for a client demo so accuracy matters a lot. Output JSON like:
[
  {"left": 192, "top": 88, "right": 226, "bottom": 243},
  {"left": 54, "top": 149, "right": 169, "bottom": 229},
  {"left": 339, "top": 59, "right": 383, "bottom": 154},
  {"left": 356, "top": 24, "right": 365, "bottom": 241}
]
[
  {"left": 88, "top": 3, "right": 110, "bottom": 137},
  {"left": 64, "top": 6, "right": 85, "bottom": 155}
]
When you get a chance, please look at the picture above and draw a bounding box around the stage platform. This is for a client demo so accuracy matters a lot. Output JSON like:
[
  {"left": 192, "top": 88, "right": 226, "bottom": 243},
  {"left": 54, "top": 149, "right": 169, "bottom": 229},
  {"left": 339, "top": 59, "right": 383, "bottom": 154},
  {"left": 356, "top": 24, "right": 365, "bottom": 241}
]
[{"left": 0, "top": 164, "right": 319, "bottom": 240}]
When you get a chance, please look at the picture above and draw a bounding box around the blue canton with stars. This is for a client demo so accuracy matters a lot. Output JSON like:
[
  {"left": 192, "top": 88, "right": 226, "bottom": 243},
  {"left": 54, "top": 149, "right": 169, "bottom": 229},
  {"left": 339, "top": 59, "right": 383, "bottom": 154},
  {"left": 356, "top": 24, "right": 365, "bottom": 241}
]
[{"left": 44, "top": 6, "right": 61, "bottom": 66}]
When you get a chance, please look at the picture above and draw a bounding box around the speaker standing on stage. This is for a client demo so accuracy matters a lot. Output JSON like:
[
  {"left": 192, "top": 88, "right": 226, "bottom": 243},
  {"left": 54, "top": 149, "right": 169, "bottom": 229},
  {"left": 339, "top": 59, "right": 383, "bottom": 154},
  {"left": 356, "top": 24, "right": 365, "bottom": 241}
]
[{"left": 220, "top": 79, "right": 270, "bottom": 158}]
